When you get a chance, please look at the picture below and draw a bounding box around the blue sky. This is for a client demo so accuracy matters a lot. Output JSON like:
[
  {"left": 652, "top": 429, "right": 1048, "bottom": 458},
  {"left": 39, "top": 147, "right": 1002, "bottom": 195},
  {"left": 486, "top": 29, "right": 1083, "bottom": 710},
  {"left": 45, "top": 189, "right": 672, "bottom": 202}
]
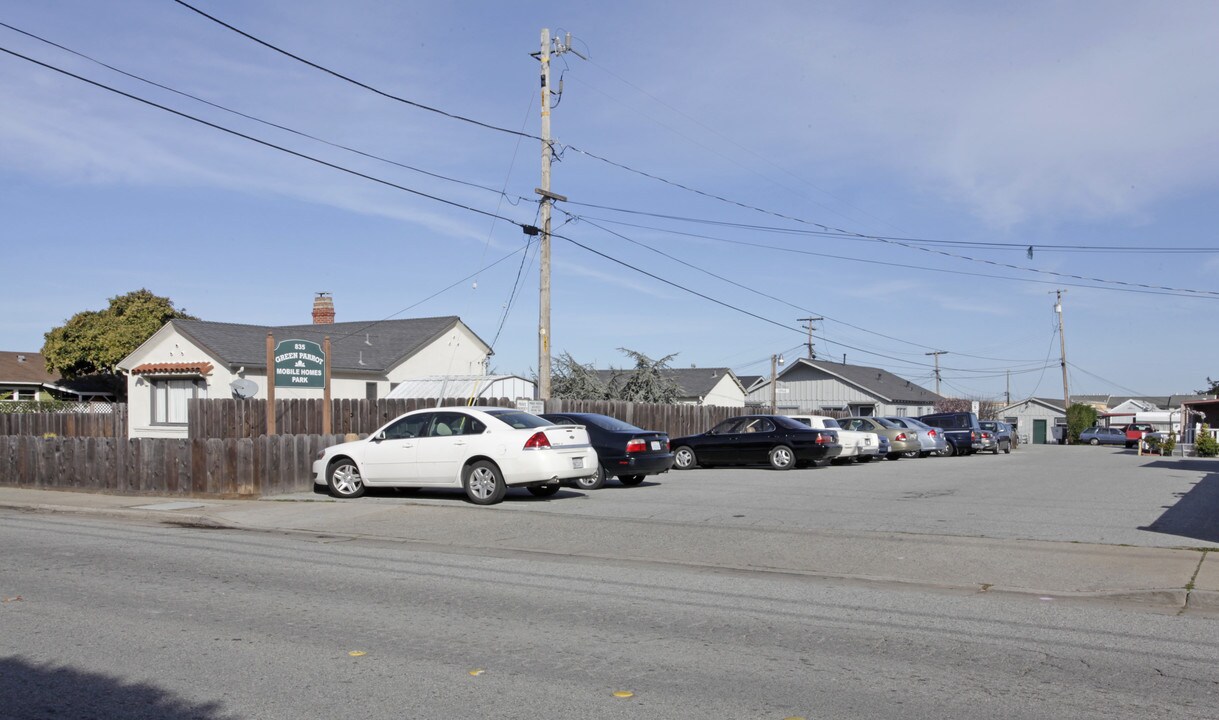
[{"left": 2, "top": 1, "right": 1217, "bottom": 401}]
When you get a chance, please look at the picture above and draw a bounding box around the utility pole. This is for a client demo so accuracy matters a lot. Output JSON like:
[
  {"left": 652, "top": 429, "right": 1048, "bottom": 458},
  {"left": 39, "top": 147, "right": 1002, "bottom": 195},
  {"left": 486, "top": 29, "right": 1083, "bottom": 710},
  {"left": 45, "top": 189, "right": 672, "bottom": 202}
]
[
  {"left": 1055, "top": 290, "right": 1070, "bottom": 443},
  {"left": 770, "top": 353, "right": 785, "bottom": 414},
  {"left": 1005, "top": 369, "right": 1011, "bottom": 406},
  {"left": 797, "top": 317, "right": 823, "bottom": 359},
  {"left": 534, "top": 29, "right": 582, "bottom": 401},
  {"left": 925, "top": 351, "right": 947, "bottom": 396}
]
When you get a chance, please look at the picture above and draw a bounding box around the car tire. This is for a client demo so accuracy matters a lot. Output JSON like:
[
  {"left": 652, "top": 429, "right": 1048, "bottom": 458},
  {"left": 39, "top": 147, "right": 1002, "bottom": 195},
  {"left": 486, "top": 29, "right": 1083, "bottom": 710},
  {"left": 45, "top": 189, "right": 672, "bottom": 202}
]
[
  {"left": 1090, "top": 438, "right": 1100, "bottom": 446},
  {"left": 574, "top": 465, "right": 606, "bottom": 490},
  {"left": 941, "top": 443, "right": 955, "bottom": 457},
  {"left": 1124, "top": 441, "right": 1134, "bottom": 448},
  {"left": 1002, "top": 441, "right": 1011, "bottom": 454},
  {"left": 527, "top": 484, "right": 560, "bottom": 497},
  {"left": 618, "top": 474, "right": 645, "bottom": 486},
  {"left": 673, "top": 446, "right": 697, "bottom": 470},
  {"left": 769, "top": 445, "right": 796, "bottom": 470},
  {"left": 326, "top": 458, "right": 365, "bottom": 499},
  {"left": 463, "top": 460, "right": 507, "bottom": 505},
  {"left": 855, "top": 455, "right": 874, "bottom": 463}
]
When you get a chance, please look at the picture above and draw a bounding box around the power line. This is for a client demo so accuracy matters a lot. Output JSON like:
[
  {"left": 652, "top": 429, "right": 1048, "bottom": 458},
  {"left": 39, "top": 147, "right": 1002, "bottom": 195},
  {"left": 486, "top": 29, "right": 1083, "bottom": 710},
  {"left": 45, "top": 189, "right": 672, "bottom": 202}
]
[
  {"left": 0, "top": 44, "right": 530, "bottom": 230},
  {"left": 172, "top": 0, "right": 538, "bottom": 142},
  {"left": 0, "top": 21, "right": 530, "bottom": 206},
  {"left": 166, "top": 3, "right": 1219, "bottom": 297}
]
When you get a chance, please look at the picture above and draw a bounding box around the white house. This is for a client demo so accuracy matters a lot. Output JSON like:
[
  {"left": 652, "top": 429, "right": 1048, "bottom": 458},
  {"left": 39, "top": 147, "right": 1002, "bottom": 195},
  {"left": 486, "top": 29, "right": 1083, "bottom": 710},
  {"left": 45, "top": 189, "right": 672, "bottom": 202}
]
[
  {"left": 592, "top": 367, "right": 746, "bottom": 407},
  {"left": 745, "top": 358, "right": 940, "bottom": 417},
  {"left": 118, "top": 313, "right": 491, "bottom": 438}
]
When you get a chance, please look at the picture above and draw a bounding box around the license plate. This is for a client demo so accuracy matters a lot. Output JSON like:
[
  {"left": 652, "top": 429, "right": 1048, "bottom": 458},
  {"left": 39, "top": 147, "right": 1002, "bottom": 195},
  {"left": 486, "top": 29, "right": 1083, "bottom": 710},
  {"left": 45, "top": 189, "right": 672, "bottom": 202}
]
[
  {"left": 650, "top": 441, "right": 661, "bottom": 451},
  {"left": 573, "top": 457, "right": 584, "bottom": 469}
]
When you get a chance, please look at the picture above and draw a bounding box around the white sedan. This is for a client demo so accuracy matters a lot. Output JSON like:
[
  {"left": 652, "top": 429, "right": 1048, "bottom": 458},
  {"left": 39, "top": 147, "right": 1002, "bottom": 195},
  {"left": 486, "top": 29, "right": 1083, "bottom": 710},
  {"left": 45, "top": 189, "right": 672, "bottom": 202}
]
[{"left": 313, "top": 406, "right": 598, "bottom": 504}]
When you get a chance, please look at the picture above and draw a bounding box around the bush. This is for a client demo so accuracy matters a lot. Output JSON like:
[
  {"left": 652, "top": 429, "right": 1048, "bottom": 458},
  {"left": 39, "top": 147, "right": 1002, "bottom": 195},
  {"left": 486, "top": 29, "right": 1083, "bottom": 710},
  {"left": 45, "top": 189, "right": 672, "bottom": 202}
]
[
  {"left": 1159, "top": 432, "right": 1176, "bottom": 457},
  {"left": 1196, "top": 425, "right": 1219, "bottom": 458}
]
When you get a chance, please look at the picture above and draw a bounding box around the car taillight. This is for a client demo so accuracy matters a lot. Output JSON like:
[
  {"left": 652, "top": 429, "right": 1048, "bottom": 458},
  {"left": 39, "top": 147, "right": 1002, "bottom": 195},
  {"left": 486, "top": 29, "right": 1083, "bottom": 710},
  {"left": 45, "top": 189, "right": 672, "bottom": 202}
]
[
  {"left": 971, "top": 431, "right": 978, "bottom": 441},
  {"left": 626, "top": 439, "right": 648, "bottom": 453},
  {"left": 895, "top": 432, "right": 908, "bottom": 442},
  {"left": 523, "top": 431, "right": 551, "bottom": 449},
  {"left": 927, "top": 429, "right": 937, "bottom": 438},
  {"left": 816, "top": 432, "right": 833, "bottom": 444}
]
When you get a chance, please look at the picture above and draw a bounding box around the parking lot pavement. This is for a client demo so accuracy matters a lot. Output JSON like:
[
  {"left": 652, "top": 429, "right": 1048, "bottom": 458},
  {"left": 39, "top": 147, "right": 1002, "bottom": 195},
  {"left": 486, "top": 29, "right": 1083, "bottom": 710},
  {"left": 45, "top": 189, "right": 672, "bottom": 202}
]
[{"left": 2, "top": 445, "right": 1217, "bottom": 611}]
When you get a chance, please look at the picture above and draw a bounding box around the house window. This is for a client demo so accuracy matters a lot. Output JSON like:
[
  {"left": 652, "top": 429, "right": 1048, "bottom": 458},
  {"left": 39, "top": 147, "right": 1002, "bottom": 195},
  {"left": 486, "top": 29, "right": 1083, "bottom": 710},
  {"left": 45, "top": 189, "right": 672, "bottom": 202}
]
[
  {"left": 150, "top": 378, "right": 207, "bottom": 425},
  {"left": 894, "top": 407, "right": 908, "bottom": 417},
  {"left": 366, "top": 382, "right": 378, "bottom": 400}
]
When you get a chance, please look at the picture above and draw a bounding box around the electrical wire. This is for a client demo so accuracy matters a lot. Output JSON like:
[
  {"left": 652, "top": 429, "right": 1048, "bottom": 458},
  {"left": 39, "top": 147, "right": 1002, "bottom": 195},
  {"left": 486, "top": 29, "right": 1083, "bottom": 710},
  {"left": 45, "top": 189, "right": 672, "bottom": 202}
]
[{"left": 0, "top": 21, "right": 529, "bottom": 205}]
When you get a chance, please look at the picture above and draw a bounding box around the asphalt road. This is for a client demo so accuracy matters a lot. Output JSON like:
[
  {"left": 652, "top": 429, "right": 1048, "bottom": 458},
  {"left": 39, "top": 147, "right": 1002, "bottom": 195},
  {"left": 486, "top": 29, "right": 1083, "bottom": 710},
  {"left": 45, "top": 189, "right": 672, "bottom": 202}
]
[
  {"left": 4, "top": 507, "right": 1217, "bottom": 720},
  {"left": 308, "top": 444, "right": 1219, "bottom": 548}
]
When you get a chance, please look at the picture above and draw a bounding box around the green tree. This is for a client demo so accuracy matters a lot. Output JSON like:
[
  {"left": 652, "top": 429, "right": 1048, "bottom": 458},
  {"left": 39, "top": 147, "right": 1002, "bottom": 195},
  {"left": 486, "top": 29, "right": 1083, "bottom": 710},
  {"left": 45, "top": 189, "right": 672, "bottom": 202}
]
[
  {"left": 610, "top": 348, "right": 681, "bottom": 403},
  {"left": 42, "top": 289, "right": 195, "bottom": 398},
  {"left": 550, "top": 351, "right": 609, "bottom": 400},
  {"left": 1065, "top": 402, "right": 1098, "bottom": 445},
  {"left": 1197, "top": 377, "right": 1219, "bottom": 396},
  {"left": 1195, "top": 424, "right": 1219, "bottom": 457}
]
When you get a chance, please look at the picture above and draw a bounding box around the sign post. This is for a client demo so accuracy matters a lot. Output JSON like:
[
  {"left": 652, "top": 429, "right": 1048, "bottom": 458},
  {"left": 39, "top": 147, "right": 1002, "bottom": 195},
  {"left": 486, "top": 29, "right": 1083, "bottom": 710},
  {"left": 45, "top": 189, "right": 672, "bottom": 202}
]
[{"left": 266, "top": 333, "right": 275, "bottom": 436}]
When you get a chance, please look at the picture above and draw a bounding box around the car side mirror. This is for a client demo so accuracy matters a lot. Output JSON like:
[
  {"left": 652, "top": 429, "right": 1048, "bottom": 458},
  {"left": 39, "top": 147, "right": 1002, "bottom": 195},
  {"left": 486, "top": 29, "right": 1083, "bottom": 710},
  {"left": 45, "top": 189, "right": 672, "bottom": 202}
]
[{"left": 373, "top": 431, "right": 386, "bottom": 442}]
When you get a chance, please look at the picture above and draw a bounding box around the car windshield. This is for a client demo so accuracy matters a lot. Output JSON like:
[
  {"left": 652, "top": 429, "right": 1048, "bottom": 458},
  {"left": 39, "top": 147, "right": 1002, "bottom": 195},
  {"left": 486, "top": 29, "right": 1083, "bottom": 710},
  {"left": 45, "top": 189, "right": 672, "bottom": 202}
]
[
  {"left": 820, "top": 418, "right": 841, "bottom": 429},
  {"left": 483, "top": 409, "right": 552, "bottom": 429}
]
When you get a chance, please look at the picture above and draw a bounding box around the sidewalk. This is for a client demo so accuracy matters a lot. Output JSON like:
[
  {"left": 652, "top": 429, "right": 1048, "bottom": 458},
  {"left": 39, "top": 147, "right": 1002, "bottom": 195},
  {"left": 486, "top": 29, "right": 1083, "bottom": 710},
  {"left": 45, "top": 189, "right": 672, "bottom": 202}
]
[{"left": 2, "top": 486, "right": 1216, "bottom": 613}]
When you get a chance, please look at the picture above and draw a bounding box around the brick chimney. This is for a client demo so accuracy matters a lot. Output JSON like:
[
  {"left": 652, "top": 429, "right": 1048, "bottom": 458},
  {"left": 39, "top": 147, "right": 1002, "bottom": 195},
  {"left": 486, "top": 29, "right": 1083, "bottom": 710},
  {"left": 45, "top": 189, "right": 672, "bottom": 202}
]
[{"left": 312, "top": 292, "right": 335, "bottom": 324}]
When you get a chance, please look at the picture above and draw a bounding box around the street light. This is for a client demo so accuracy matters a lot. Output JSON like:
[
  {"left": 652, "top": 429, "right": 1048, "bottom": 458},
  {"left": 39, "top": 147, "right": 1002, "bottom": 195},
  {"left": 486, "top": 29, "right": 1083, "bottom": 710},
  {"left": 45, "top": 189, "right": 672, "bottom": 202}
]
[{"left": 770, "top": 353, "right": 785, "bottom": 414}]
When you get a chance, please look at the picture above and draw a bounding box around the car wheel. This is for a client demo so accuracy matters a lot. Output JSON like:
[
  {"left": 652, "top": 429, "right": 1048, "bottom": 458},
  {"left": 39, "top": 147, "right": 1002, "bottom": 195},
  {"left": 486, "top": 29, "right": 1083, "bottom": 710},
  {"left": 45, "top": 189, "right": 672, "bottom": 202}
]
[
  {"left": 941, "top": 443, "right": 955, "bottom": 457},
  {"left": 673, "top": 446, "right": 697, "bottom": 470},
  {"left": 618, "top": 474, "right": 645, "bottom": 486},
  {"left": 1002, "top": 441, "right": 1011, "bottom": 454},
  {"left": 326, "top": 458, "right": 365, "bottom": 499},
  {"left": 855, "top": 455, "right": 873, "bottom": 463},
  {"left": 1090, "top": 438, "right": 1100, "bottom": 446},
  {"left": 1124, "top": 441, "right": 1134, "bottom": 448},
  {"left": 769, "top": 445, "right": 796, "bottom": 470},
  {"left": 463, "top": 460, "right": 507, "bottom": 505},
  {"left": 574, "top": 465, "right": 606, "bottom": 490},
  {"left": 527, "top": 484, "right": 560, "bottom": 497}
]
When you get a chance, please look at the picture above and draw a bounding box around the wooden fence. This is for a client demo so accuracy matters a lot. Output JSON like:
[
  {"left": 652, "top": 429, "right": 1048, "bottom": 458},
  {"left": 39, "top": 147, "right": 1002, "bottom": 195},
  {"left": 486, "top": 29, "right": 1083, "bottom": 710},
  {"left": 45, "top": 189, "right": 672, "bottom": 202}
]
[
  {"left": 0, "top": 434, "right": 341, "bottom": 497},
  {"left": 0, "top": 405, "right": 127, "bottom": 438},
  {"left": 189, "top": 398, "right": 742, "bottom": 440}
]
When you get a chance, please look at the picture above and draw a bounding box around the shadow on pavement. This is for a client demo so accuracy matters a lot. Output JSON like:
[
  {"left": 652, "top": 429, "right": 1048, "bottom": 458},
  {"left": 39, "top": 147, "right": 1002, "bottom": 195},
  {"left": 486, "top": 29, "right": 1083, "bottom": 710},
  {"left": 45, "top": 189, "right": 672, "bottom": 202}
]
[
  {"left": 1140, "top": 462, "right": 1219, "bottom": 543},
  {"left": 0, "top": 657, "right": 234, "bottom": 720}
]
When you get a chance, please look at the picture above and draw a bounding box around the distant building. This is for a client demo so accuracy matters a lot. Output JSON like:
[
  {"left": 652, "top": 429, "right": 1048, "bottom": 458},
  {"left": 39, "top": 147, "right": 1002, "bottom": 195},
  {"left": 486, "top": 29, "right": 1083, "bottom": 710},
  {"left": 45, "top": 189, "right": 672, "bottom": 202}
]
[
  {"left": 592, "top": 367, "right": 746, "bottom": 406},
  {"left": 745, "top": 358, "right": 940, "bottom": 416},
  {"left": 0, "top": 351, "right": 116, "bottom": 404}
]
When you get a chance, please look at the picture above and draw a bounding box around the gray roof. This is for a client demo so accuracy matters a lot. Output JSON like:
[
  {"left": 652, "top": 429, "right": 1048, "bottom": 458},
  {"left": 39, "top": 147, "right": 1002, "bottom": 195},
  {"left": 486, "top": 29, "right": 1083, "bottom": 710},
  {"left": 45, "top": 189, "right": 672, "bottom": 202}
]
[
  {"left": 737, "top": 375, "right": 764, "bottom": 392},
  {"left": 592, "top": 367, "right": 742, "bottom": 399},
  {"left": 170, "top": 316, "right": 485, "bottom": 374},
  {"left": 778, "top": 359, "right": 940, "bottom": 404}
]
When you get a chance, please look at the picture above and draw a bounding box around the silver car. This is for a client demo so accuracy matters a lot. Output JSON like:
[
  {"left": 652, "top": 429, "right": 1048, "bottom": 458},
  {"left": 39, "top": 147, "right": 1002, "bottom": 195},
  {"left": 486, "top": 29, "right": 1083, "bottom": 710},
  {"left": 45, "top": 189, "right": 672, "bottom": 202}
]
[{"left": 881, "top": 416, "right": 949, "bottom": 457}]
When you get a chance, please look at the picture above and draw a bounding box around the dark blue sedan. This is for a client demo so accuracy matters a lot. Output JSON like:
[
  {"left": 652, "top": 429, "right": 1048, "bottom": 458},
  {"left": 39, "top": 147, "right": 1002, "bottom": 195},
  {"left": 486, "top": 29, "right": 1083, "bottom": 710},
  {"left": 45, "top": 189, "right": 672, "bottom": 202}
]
[{"left": 540, "top": 412, "right": 674, "bottom": 490}]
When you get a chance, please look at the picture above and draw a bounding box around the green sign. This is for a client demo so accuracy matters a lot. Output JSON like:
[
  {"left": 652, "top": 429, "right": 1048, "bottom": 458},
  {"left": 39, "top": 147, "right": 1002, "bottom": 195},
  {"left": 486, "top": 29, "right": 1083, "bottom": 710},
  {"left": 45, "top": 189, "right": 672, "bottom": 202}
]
[{"left": 274, "top": 339, "right": 326, "bottom": 389}]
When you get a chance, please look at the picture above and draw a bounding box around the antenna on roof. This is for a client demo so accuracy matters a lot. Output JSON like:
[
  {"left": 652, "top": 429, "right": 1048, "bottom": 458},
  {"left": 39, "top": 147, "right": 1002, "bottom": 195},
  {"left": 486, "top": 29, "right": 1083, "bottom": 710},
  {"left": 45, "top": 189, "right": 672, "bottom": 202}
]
[
  {"left": 358, "top": 351, "right": 366, "bottom": 366},
  {"left": 365, "top": 333, "right": 372, "bottom": 346}
]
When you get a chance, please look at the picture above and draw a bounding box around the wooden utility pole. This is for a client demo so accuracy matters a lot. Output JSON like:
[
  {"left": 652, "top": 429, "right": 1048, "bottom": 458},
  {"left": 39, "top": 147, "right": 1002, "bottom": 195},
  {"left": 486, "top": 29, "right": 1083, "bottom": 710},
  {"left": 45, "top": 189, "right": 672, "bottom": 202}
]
[
  {"left": 1055, "top": 290, "right": 1070, "bottom": 442},
  {"left": 536, "top": 28, "right": 553, "bottom": 400},
  {"left": 925, "top": 351, "right": 947, "bottom": 396},
  {"left": 534, "top": 30, "right": 583, "bottom": 400},
  {"left": 322, "top": 336, "right": 331, "bottom": 435},
  {"left": 265, "top": 333, "right": 275, "bottom": 436},
  {"left": 769, "top": 354, "right": 784, "bottom": 414},
  {"left": 798, "top": 317, "right": 823, "bottom": 359}
]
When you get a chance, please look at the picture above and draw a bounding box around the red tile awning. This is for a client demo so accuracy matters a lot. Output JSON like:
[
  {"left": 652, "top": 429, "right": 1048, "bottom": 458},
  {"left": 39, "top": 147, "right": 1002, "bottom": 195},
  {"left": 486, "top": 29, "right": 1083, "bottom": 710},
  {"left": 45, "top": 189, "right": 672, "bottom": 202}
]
[{"left": 129, "top": 362, "right": 214, "bottom": 376}]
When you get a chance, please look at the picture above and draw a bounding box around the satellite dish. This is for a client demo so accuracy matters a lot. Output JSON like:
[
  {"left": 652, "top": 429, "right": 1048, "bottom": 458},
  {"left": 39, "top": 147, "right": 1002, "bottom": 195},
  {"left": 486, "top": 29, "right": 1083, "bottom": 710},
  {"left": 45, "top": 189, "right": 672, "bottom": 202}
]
[{"left": 230, "top": 378, "right": 258, "bottom": 399}]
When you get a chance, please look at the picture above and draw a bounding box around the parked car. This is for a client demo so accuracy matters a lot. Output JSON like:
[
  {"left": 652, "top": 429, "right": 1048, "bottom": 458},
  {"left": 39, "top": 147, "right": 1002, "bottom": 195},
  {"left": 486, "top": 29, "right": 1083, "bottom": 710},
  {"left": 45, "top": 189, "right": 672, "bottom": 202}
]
[
  {"left": 539, "top": 412, "right": 673, "bottom": 489},
  {"left": 1080, "top": 426, "right": 1126, "bottom": 446},
  {"left": 786, "top": 415, "right": 881, "bottom": 463},
  {"left": 1122, "top": 423, "right": 1156, "bottom": 449},
  {"left": 670, "top": 415, "right": 841, "bottom": 470},
  {"left": 313, "top": 407, "right": 598, "bottom": 504},
  {"left": 917, "top": 412, "right": 985, "bottom": 456},
  {"left": 978, "top": 420, "right": 1014, "bottom": 454},
  {"left": 881, "top": 416, "right": 948, "bottom": 457},
  {"left": 836, "top": 417, "right": 920, "bottom": 459},
  {"left": 978, "top": 429, "right": 998, "bottom": 453}
]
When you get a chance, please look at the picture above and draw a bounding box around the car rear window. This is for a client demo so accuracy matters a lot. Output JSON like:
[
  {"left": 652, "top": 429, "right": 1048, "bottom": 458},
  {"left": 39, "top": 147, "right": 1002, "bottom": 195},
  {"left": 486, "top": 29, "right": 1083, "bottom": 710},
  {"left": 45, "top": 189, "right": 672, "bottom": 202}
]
[
  {"left": 582, "top": 415, "right": 645, "bottom": 433},
  {"left": 483, "top": 409, "right": 551, "bottom": 429}
]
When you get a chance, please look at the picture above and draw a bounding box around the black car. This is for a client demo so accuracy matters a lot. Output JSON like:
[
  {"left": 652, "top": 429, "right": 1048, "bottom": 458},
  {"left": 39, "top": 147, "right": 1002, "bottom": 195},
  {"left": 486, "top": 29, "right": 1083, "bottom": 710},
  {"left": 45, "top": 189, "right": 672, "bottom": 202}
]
[
  {"left": 539, "top": 412, "right": 673, "bottom": 490},
  {"left": 669, "top": 415, "right": 841, "bottom": 471}
]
